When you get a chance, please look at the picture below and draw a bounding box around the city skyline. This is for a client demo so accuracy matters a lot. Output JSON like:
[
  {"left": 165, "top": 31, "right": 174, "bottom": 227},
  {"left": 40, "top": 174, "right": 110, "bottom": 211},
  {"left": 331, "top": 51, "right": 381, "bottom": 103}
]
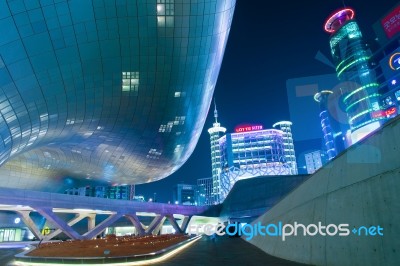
[{"left": 136, "top": 0, "right": 400, "bottom": 202}]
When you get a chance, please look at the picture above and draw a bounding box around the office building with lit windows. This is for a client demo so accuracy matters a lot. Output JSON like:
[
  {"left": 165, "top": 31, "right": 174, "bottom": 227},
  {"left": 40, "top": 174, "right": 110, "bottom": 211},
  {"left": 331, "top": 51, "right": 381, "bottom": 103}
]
[
  {"left": 197, "top": 177, "right": 213, "bottom": 206},
  {"left": 272, "top": 121, "right": 298, "bottom": 174},
  {"left": 324, "top": 8, "right": 386, "bottom": 144},
  {"left": 0, "top": 0, "right": 236, "bottom": 191},
  {"left": 65, "top": 185, "right": 135, "bottom": 200},
  {"left": 215, "top": 123, "right": 295, "bottom": 200},
  {"left": 173, "top": 184, "right": 197, "bottom": 206},
  {"left": 304, "top": 150, "right": 328, "bottom": 174}
]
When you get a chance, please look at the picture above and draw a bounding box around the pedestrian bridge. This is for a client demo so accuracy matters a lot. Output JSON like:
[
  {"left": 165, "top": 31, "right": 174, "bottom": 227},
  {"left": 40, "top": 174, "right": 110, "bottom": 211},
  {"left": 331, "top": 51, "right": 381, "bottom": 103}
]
[{"left": 0, "top": 187, "right": 207, "bottom": 241}]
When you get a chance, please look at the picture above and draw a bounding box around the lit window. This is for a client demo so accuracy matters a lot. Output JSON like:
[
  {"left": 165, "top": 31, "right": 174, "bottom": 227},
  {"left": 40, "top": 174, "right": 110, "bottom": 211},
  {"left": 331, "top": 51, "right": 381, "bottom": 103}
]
[
  {"left": 174, "top": 91, "right": 186, "bottom": 97},
  {"left": 157, "top": 0, "right": 174, "bottom": 27},
  {"left": 122, "top": 72, "right": 139, "bottom": 93},
  {"left": 147, "top": 148, "right": 162, "bottom": 159}
]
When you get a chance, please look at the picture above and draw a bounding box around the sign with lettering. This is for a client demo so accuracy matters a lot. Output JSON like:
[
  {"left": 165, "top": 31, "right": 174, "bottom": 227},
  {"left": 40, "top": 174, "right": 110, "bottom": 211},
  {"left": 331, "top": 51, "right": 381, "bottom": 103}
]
[
  {"left": 385, "top": 106, "right": 397, "bottom": 116},
  {"left": 372, "top": 107, "right": 397, "bottom": 118},
  {"left": 371, "top": 110, "right": 385, "bottom": 119},
  {"left": 381, "top": 5, "right": 400, "bottom": 39},
  {"left": 234, "top": 124, "right": 263, "bottom": 133}
]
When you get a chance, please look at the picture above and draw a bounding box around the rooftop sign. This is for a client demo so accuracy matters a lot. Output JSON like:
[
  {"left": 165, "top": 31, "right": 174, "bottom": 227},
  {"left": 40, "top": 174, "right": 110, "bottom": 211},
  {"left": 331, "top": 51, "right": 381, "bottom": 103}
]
[
  {"left": 381, "top": 5, "right": 400, "bottom": 39},
  {"left": 234, "top": 124, "right": 263, "bottom": 133}
]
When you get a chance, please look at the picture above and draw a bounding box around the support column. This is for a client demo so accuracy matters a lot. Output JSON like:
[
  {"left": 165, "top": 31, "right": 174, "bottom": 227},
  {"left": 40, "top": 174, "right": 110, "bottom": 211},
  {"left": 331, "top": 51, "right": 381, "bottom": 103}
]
[
  {"left": 36, "top": 207, "right": 82, "bottom": 240},
  {"left": 145, "top": 215, "right": 165, "bottom": 235},
  {"left": 15, "top": 210, "right": 43, "bottom": 240},
  {"left": 180, "top": 215, "right": 192, "bottom": 233},
  {"left": 83, "top": 213, "right": 123, "bottom": 240},
  {"left": 87, "top": 214, "right": 96, "bottom": 231},
  {"left": 44, "top": 213, "right": 95, "bottom": 241},
  {"left": 125, "top": 214, "right": 145, "bottom": 236},
  {"left": 165, "top": 214, "right": 183, "bottom": 234},
  {"left": 153, "top": 216, "right": 166, "bottom": 235}
]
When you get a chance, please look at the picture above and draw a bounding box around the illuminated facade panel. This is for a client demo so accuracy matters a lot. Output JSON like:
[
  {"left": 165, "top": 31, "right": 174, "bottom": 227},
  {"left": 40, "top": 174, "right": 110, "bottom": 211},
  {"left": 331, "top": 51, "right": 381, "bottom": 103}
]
[
  {"left": 305, "top": 150, "right": 327, "bottom": 174},
  {"left": 218, "top": 129, "right": 291, "bottom": 200},
  {"left": 197, "top": 177, "right": 213, "bottom": 206},
  {"left": 0, "top": 0, "right": 236, "bottom": 191},
  {"left": 272, "top": 121, "right": 298, "bottom": 174}
]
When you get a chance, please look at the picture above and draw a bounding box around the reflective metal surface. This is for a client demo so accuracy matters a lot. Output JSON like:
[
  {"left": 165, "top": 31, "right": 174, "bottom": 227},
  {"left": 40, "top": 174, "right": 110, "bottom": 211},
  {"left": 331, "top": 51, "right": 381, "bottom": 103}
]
[{"left": 0, "top": 0, "right": 236, "bottom": 190}]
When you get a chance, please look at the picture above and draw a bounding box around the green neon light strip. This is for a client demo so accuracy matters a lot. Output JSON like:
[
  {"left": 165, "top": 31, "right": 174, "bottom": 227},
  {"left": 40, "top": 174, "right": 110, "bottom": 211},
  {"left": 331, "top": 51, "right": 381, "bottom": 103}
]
[
  {"left": 345, "top": 93, "right": 381, "bottom": 112},
  {"left": 336, "top": 57, "right": 353, "bottom": 73},
  {"left": 343, "top": 83, "right": 379, "bottom": 103},
  {"left": 337, "top": 56, "right": 370, "bottom": 77},
  {"left": 349, "top": 108, "right": 373, "bottom": 123},
  {"left": 352, "top": 117, "right": 385, "bottom": 131}
]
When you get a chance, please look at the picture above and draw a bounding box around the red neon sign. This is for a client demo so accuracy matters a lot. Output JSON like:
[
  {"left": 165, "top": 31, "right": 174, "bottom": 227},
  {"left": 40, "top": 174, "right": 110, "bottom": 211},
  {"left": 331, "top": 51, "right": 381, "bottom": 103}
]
[
  {"left": 234, "top": 124, "right": 263, "bottom": 133},
  {"left": 385, "top": 106, "right": 397, "bottom": 116},
  {"left": 371, "top": 110, "right": 385, "bottom": 119},
  {"left": 372, "top": 107, "right": 397, "bottom": 118},
  {"left": 381, "top": 5, "right": 400, "bottom": 39}
]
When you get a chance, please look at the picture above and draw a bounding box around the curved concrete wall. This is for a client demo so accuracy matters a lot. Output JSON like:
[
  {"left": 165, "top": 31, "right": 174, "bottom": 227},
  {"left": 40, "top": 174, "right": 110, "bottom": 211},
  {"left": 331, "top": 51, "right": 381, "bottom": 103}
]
[
  {"left": 246, "top": 116, "right": 400, "bottom": 266},
  {"left": 220, "top": 175, "right": 309, "bottom": 223}
]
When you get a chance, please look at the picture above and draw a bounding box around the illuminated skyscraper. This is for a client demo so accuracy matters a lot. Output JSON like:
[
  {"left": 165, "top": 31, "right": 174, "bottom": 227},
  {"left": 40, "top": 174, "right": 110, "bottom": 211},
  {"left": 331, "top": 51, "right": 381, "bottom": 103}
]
[
  {"left": 218, "top": 127, "right": 291, "bottom": 200},
  {"left": 324, "top": 8, "right": 386, "bottom": 144},
  {"left": 314, "top": 91, "right": 337, "bottom": 160},
  {"left": 207, "top": 103, "right": 226, "bottom": 204},
  {"left": 272, "top": 121, "right": 298, "bottom": 174}
]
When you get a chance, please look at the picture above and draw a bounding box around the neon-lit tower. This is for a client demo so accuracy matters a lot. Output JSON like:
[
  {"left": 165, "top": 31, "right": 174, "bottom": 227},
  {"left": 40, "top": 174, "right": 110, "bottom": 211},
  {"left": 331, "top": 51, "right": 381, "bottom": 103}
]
[
  {"left": 324, "top": 8, "right": 385, "bottom": 144},
  {"left": 207, "top": 102, "right": 226, "bottom": 204},
  {"left": 272, "top": 121, "right": 298, "bottom": 175},
  {"left": 314, "top": 91, "right": 337, "bottom": 160}
]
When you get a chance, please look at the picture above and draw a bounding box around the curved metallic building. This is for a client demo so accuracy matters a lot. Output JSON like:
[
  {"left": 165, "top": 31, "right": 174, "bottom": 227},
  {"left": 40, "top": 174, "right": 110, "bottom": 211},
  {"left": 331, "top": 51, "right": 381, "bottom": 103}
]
[{"left": 0, "top": 0, "right": 236, "bottom": 191}]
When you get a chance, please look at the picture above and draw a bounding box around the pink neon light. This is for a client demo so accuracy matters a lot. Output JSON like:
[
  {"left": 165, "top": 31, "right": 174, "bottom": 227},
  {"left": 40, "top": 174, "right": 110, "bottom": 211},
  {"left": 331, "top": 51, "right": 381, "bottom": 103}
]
[
  {"left": 381, "top": 5, "right": 400, "bottom": 39},
  {"left": 234, "top": 124, "right": 263, "bottom": 133},
  {"left": 324, "top": 8, "right": 355, "bottom": 33}
]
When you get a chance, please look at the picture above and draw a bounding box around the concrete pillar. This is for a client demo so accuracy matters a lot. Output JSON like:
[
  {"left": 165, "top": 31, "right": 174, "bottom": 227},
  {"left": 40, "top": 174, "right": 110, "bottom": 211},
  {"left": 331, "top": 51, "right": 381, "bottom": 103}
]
[
  {"left": 153, "top": 216, "right": 166, "bottom": 235},
  {"left": 125, "top": 214, "right": 145, "bottom": 236},
  {"left": 15, "top": 210, "right": 43, "bottom": 240},
  {"left": 44, "top": 213, "right": 95, "bottom": 241},
  {"left": 83, "top": 213, "right": 123, "bottom": 240},
  {"left": 180, "top": 215, "right": 192, "bottom": 233},
  {"left": 87, "top": 213, "right": 96, "bottom": 231},
  {"left": 165, "top": 214, "right": 183, "bottom": 234},
  {"left": 36, "top": 207, "right": 82, "bottom": 240},
  {"left": 145, "top": 215, "right": 165, "bottom": 235}
]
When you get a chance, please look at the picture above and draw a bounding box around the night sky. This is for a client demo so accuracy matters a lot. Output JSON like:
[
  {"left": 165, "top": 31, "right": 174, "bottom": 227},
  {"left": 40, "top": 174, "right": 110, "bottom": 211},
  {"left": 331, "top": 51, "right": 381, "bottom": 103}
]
[{"left": 137, "top": 0, "right": 400, "bottom": 203}]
